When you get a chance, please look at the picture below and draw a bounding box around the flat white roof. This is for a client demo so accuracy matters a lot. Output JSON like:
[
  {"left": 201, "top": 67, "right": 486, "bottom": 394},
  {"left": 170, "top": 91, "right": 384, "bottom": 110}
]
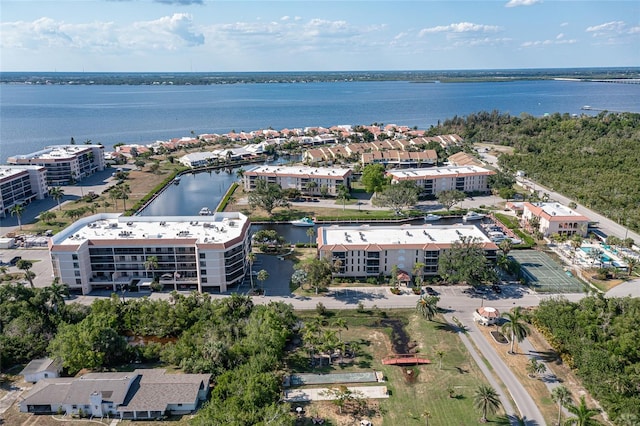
[
  {"left": 320, "top": 224, "right": 493, "bottom": 248},
  {"left": 388, "top": 165, "right": 493, "bottom": 179},
  {"left": 0, "top": 165, "right": 45, "bottom": 179},
  {"left": 51, "top": 213, "right": 248, "bottom": 246},
  {"left": 10, "top": 145, "right": 101, "bottom": 161},
  {"left": 248, "top": 165, "right": 351, "bottom": 178},
  {"left": 535, "top": 202, "right": 584, "bottom": 218}
]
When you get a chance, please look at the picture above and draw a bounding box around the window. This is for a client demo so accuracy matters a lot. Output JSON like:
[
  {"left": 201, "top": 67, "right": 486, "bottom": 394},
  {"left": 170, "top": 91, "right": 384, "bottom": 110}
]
[
  {"left": 199, "top": 253, "right": 205, "bottom": 259},
  {"left": 76, "top": 279, "right": 81, "bottom": 284},
  {"left": 74, "top": 271, "right": 81, "bottom": 277},
  {"left": 73, "top": 262, "right": 79, "bottom": 268},
  {"left": 72, "top": 254, "right": 78, "bottom": 260},
  {"left": 201, "top": 277, "right": 207, "bottom": 283}
]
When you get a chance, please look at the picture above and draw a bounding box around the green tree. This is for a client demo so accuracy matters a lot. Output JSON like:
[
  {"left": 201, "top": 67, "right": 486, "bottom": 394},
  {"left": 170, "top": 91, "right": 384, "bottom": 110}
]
[
  {"left": 526, "top": 357, "right": 547, "bottom": 378},
  {"left": 16, "top": 259, "right": 35, "bottom": 288},
  {"left": 39, "top": 210, "right": 57, "bottom": 224},
  {"left": 248, "top": 179, "right": 289, "bottom": 216},
  {"left": 296, "top": 257, "right": 335, "bottom": 294},
  {"left": 437, "top": 189, "right": 466, "bottom": 211},
  {"left": 499, "top": 239, "right": 513, "bottom": 256},
  {"left": 10, "top": 204, "right": 25, "bottom": 230},
  {"left": 564, "top": 395, "right": 601, "bottom": 426},
  {"left": 118, "top": 183, "right": 131, "bottom": 211},
  {"left": 376, "top": 181, "right": 420, "bottom": 215},
  {"left": 435, "top": 349, "right": 445, "bottom": 370},
  {"left": 331, "top": 317, "right": 348, "bottom": 343},
  {"left": 144, "top": 256, "right": 158, "bottom": 280},
  {"left": 49, "top": 187, "right": 65, "bottom": 211},
  {"left": 501, "top": 306, "right": 530, "bottom": 355},
  {"left": 416, "top": 295, "right": 439, "bottom": 321},
  {"left": 361, "top": 163, "right": 388, "bottom": 193},
  {"left": 306, "top": 227, "right": 315, "bottom": 247},
  {"left": 412, "top": 262, "right": 425, "bottom": 288},
  {"left": 247, "top": 252, "right": 256, "bottom": 289},
  {"left": 552, "top": 385, "right": 573, "bottom": 426},
  {"left": 305, "top": 180, "right": 318, "bottom": 194},
  {"left": 438, "top": 236, "right": 496, "bottom": 286},
  {"left": 256, "top": 269, "right": 269, "bottom": 288},
  {"left": 473, "top": 384, "right": 502, "bottom": 423},
  {"left": 421, "top": 409, "right": 432, "bottom": 426},
  {"left": 337, "top": 184, "right": 350, "bottom": 210}
]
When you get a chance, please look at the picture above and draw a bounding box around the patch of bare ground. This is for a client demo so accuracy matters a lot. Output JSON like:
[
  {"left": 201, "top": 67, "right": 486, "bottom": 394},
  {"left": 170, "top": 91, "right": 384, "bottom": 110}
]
[
  {"left": 477, "top": 323, "right": 605, "bottom": 424},
  {"left": 475, "top": 142, "right": 515, "bottom": 155}
]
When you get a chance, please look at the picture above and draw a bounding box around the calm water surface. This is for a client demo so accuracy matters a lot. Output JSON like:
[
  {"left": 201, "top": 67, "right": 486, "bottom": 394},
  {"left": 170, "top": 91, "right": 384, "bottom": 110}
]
[{"left": 2, "top": 80, "right": 639, "bottom": 161}]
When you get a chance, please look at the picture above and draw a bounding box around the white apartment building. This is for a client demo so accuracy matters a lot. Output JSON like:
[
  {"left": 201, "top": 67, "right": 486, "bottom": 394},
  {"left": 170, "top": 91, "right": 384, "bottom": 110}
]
[
  {"left": 49, "top": 213, "right": 251, "bottom": 295},
  {"left": 8, "top": 145, "right": 105, "bottom": 185},
  {"left": 317, "top": 224, "right": 498, "bottom": 278},
  {"left": 243, "top": 165, "right": 352, "bottom": 196},
  {"left": 522, "top": 202, "right": 590, "bottom": 237},
  {"left": 387, "top": 165, "right": 495, "bottom": 195},
  {"left": 0, "top": 165, "right": 48, "bottom": 218}
]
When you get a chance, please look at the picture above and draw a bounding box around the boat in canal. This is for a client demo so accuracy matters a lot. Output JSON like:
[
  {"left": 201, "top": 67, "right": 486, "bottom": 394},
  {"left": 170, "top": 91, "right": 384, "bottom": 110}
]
[
  {"left": 423, "top": 214, "right": 441, "bottom": 222},
  {"left": 462, "top": 211, "right": 486, "bottom": 222},
  {"left": 290, "top": 217, "right": 315, "bottom": 227}
]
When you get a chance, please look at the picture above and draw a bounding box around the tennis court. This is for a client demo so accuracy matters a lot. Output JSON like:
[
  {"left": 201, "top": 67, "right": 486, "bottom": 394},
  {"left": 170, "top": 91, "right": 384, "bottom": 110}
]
[{"left": 509, "top": 250, "right": 585, "bottom": 293}]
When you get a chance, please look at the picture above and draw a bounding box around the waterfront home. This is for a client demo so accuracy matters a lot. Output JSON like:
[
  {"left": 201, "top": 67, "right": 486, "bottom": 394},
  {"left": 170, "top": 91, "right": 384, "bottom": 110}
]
[
  {"left": 7, "top": 145, "right": 105, "bottom": 186},
  {"left": 243, "top": 165, "right": 352, "bottom": 196},
  {"left": 387, "top": 165, "right": 495, "bottom": 195},
  {"left": 0, "top": 165, "right": 48, "bottom": 218},
  {"left": 48, "top": 213, "right": 251, "bottom": 294},
  {"left": 522, "top": 202, "right": 590, "bottom": 237},
  {"left": 19, "top": 369, "right": 210, "bottom": 420},
  {"left": 317, "top": 224, "right": 498, "bottom": 279}
]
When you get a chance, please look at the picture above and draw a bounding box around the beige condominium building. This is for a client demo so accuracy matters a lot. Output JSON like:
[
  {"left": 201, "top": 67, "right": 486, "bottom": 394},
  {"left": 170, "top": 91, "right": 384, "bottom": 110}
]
[
  {"left": 522, "top": 202, "right": 590, "bottom": 237},
  {"left": 243, "top": 165, "right": 352, "bottom": 196},
  {"left": 49, "top": 213, "right": 251, "bottom": 295},
  {"left": 387, "top": 165, "right": 495, "bottom": 195},
  {"left": 317, "top": 223, "right": 498, "bottom": 278},
  {"left": 0, "top": 165, "right": 48, "bottom": 218},
  {"left": 8, "top": 144, "right": 106, "bottom": 186}
]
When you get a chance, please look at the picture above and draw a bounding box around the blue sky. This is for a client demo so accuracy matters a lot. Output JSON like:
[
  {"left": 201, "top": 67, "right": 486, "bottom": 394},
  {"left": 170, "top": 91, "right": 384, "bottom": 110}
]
[{"left": 1, "top": 0, "right": 638, "bottom": 72}]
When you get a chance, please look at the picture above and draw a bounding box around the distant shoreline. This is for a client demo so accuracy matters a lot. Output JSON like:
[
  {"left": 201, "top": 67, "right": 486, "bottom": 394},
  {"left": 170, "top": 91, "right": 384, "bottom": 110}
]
[{"left": 1, "top": 67, "right": 638, "bottom": 86}]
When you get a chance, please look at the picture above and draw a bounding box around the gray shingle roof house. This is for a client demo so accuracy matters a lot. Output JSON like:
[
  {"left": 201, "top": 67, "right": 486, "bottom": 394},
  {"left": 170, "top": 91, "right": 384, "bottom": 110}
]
[
  {"left": 19, "top": 358, "right": 63, "bottom": 383},
  {"left": 19, "top": 369, "right": 211, "bottom": 420}
]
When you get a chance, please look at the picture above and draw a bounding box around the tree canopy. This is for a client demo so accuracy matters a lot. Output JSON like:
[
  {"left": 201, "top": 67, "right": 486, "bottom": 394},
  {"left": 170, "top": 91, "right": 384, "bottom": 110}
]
[
  {"left": 376, "top": 181, "right": 420, "bottom": 214},
  {"left": 438, "top": 236, "right": 497, "bottom": 286},
  {"left": 248, "top": 179, "right": 290, "bottom": 215},
  {"left": 361, "top": 164, "right": 388, "bottom": 193}
]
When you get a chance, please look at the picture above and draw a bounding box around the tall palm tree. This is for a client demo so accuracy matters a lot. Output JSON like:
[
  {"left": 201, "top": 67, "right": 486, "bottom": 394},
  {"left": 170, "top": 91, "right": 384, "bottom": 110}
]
[
  {"left": 564, "top": 395, "right": 601, "bottom": 426},
  {"left": 247, "top": 252, "right": 256, "bottom": 289},
  {"left": 435, "top": 349, "right": 445, "bottom": 370},
  {"left": 501, "top": 306, "right": 530, "bottom": 354},
  {"left": 46, "top": 280, "right": 70, "bottom": 313},
  {"left": 49, "top": 186, "right": 65, "bottom": 211},
  {"left": 256, "top": 269, "right": 269, "bottom": 289},
  {"left": 624, "top": 256, "right": 638, "bottom": 276},
  {"left": 421, "top": 410, "right": 432, "bottom": 426},
  {"left": 144, "top": 256, "right": 159, "bottom": 280},
  {"left": 118, "top": 183, "right": 131, "bottom": 211},
  {"left": 16, "top": 259, "right": 35, "bottom": 288},
  {"left": 306, "top": 228, "right": 315, "bottom": 247},
  {"left": 473, "top": 384, "right": 501, "bottom": 423},
  {"left": 412, "top": 262, "right": 425, "bottom": 288},
  {"left": 337, "top": 184, "right": 350, "bottom": 210},
  {"left": 499, "top": 239, "right": 512, "bottom": 257},
  {"left": 552, "top": 385, "right": 573, "bottom": 426},
  {"left": 416, "top": 295, "right": 439, "bottom": 321},
  {"left": 331, "top": 317, "right": 348, "bottom": 342},
  {"left": 109, "top": 188, "right": 120, "bottom": 210},
  {"left": 10, "top": 204, "right": 25, "bottom": 230}
]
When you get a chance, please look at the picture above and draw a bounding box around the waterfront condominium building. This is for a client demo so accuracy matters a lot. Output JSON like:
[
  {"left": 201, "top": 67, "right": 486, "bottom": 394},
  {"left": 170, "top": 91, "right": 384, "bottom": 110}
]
[
  {"left": 317, "top": 223, "right": 498, "bottom": 279},
  {"left": 8, "top": 145, "right": 106, "bottom": 186},
  {"left": 243, "top": 165, "right": 352, "bottom": 196},
  {"left": 387, "top": 165, "right": 495, "bottom": 195},
  {"left": 522, "top": 202, "right": 590, "bottom": 237},
  {"left": 49, "top": 213, "right": 251, "bottom": 295},
  {"left": 0, "top": 165, "right": 48, "bottom": 218}
]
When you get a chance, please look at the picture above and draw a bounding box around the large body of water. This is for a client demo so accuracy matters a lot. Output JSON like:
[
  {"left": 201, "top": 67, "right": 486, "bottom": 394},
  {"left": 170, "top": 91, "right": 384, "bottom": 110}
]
[{"left": 2, "top": 79, "right": 640, "bottom": 161}]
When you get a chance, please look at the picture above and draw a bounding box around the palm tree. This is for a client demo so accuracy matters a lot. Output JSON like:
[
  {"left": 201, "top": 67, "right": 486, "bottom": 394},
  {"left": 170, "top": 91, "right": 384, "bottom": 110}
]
[
  {"left": 118, "top": 183, "right": 131, "bottom": 211},
  {"left": 473, "top": 384, "right": 501, "bottom": 423},
  {"left": 412, "top": 262, "right": 425, "bottom": 288},
  {"left": 616, "top": 413, "right": 640, "bottom": 426},
  {"left": 144, "top": 256, "right": 159, "bottom": 280},
  {"left": 256, "top": 269, "right": 269, "bottom": 289},
  {"left": 435, "top": 349, "right": 445, "bottom": 370},
  {"left": 416, "top": 295, "right": 439, "bottom": 321},
  {"left": 306, "top": 228, "right": 315, "bottom": 247},
  {"left": 331, "top": 318, "right": 348, "bottom": 342},
  {"left": 624, "top": 256, "right": 638, "bottom": 276},
  {"left": 526, "top": 357, "right": 547, "bottom": 378},
  {"left": 564, "top": 395, "right": 601, "bottom": 426},
  {"left": 109, "top": 188, "right": 120, "bottom": 210},
  {"left": 10, "top": 204, "right": 25, "bottom": 230},
  {"left": 499, "top": 239, "right": 512, "bottom": 257},
  {"left": 501, "top": 306, "right": 530, "bottom": 354},
  {"left": 39, "top": 210, "right": 56, "bottom": 224},
  {"left": 16, "top": 259, "right": 35, "bottom": 288},
  {"left": 552, "top": 385, "right": 573, "bottom": 426},
  {"left": 421, "top": 410, "right": 432, "bottom": 426},
  {"left": 247, "top": 252, "right": 256, "bottom": 289},
  {"left": 46, "top": 280, "right": 69, "bottom": 313},
  {"left": 49, "top": 186, "right": 65, "bottom": 210},
  {"left": 305, "top": 180, "right": 318, "bottom": 194},
  {"left": 337, "top": 184, "right": 350, "bottom": 210}
]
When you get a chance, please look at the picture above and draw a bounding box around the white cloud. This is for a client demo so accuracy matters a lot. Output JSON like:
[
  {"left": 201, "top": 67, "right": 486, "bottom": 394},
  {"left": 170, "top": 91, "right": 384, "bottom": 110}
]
[
  {"left": 556, "top": 33, "right": 564, "bottom": 39},
  {"left": 419, "top": 22, "right": 501, "bottom": 36},
  {"left": 505, "top": 0, "right": 541, "bottom": 7},
  {"left": 521, "top": 38, "right": 577, "bottom": 47},
  {"left": 585, "top": 20, "right": 628, "bottom": 37},
  {"left": 281, "top": 16, "right": 290, "bottom": 21},
  {"left": 132, "top": 13, "right": 204, "bottom": 49}
]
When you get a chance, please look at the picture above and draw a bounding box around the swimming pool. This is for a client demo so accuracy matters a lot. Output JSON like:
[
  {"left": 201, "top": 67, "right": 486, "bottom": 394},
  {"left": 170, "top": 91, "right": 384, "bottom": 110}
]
[{"left": 580, "top": 247, "right": 612, "bottom": 263}]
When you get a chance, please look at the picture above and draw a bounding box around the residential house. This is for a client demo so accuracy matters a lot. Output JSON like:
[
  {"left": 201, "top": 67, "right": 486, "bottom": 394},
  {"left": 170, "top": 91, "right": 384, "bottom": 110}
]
[
  {"left": 20, "top": 358, "right": 62, "bottom": 383},
  {"left": 522, "top": 202, "right": 590, "bottom": 237}
]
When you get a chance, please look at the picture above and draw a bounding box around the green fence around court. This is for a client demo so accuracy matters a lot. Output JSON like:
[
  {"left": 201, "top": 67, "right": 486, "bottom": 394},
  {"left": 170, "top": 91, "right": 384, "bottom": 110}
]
[{"left": 509, "top": 250, "right": 585, "bottom": 293}]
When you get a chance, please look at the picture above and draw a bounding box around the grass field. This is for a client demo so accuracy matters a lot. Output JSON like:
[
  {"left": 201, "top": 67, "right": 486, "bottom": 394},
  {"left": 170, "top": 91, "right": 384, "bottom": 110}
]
[{"left": 292, "top": 309, "right": 505, "bottom": 425}]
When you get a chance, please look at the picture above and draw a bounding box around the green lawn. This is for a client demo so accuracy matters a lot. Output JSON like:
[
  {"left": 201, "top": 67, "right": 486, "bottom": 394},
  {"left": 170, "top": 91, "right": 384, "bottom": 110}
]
[{"left": 292, "top": 309, "right": 503, "bottom": 425}]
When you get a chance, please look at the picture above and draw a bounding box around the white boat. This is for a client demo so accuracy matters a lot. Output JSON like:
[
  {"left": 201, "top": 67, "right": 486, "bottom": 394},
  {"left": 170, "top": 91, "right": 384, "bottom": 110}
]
[
  {"left": 463, "top": 211, "right": 486, "bottom": 222},
  {"left": 290, "top": 217, "right": 314, "bottom": 227},
  {"left": 199, "top": 207, "right": 213, "bottom": 216},
  {"left": 173, "top": 176, "right": 181, "bottom": 184},
  {"left": 424, "top": 214, "right": 441, "bottom": 222}
]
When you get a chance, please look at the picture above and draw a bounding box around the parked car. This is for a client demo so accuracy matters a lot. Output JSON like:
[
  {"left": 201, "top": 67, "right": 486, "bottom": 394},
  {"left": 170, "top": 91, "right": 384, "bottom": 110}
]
[
  {"left": 423, "top": 286, "right": 438, "bottom": 296},
  {"left": 491, "top": 284, "right": 502, "bottom": 294},
  {"left": 472, "top": 286, "right": 488, "bottom": 295},
  {"left": 9, "top": 256, "right": 21, "bottom": 266}
]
